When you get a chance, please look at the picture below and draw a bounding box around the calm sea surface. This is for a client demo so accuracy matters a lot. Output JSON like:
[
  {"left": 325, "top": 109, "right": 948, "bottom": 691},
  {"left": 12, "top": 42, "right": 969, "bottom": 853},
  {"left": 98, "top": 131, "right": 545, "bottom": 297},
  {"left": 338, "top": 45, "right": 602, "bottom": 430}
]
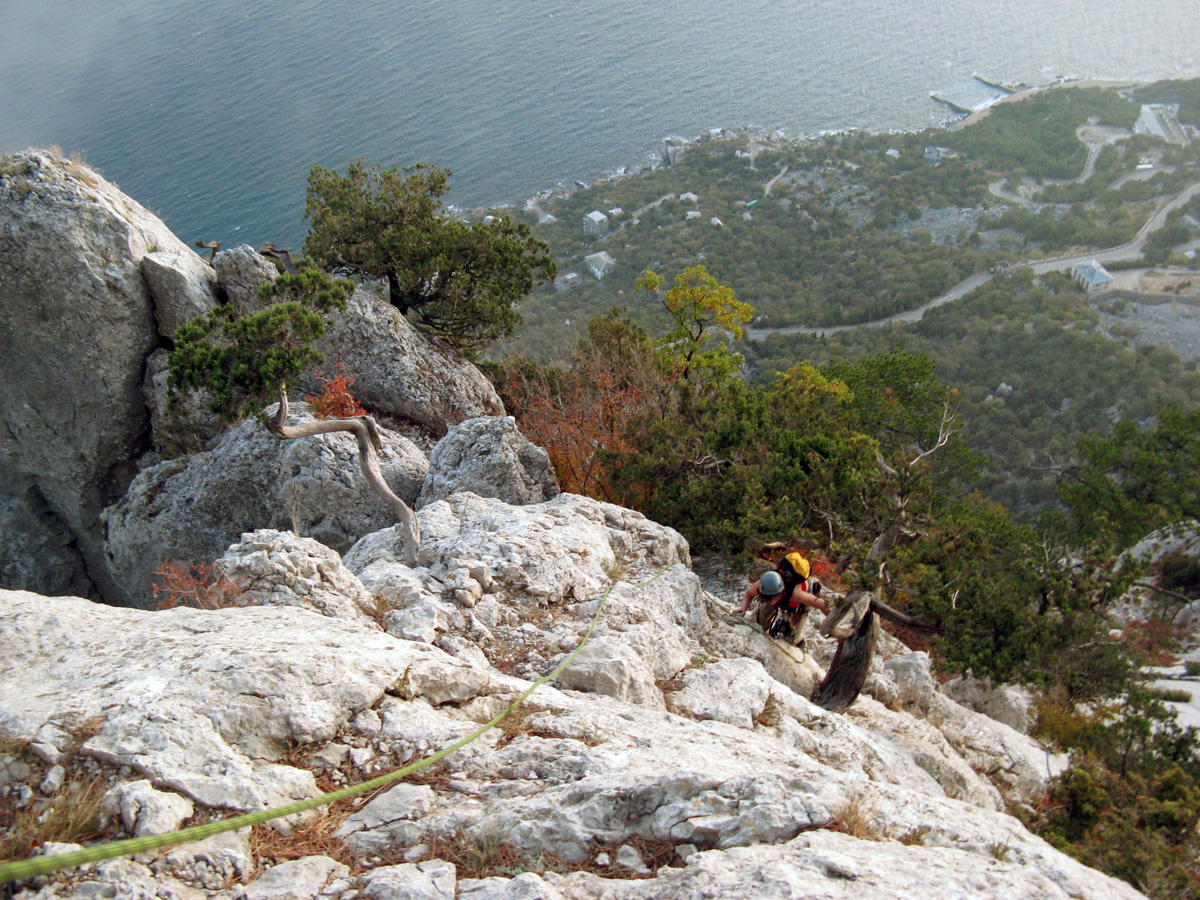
[{"left": 2, "top": 0, "right": 1198, "bottom": 249}]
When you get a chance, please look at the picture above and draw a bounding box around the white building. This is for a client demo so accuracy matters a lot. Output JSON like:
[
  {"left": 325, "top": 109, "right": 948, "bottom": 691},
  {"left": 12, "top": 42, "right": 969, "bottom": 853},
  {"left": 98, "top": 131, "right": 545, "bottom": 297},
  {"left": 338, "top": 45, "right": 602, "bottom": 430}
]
[
  {"left": 685, "top": 210, "right": 702, "bottom": 221},
  {"left": 554, "top": 271, "right": 582, "bottom": 292},
  {"left": 680, "top": 192, "right": 699, "bottom": 203},
  {"left": 1072, "top": 259, "right": 1114, "bottom": 293},
  {"left": 1134, "top": 104, "right": 1190, "bottom": 146},
  {"left": 585, "top": 251, "right": 616, "bottom": 280},
  {"left": 583, "top": 210, "right": 610, "bottom": 235}
]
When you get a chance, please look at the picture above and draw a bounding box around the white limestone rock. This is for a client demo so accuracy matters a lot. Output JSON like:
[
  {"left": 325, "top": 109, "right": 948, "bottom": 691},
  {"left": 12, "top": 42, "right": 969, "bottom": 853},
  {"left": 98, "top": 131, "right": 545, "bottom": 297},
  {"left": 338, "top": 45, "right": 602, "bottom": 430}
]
[
  {"left": 458, "top": 873, "right": 566, "bottom": 900},
  {"left": 534, "top": 829, "right": 1144, "bottom": 899},
  {"left": 410, "top": 493, "right": 691, "bottom": 605},
  {"left": 100, "top": 779, "right": 194, "bottom": 837},
  {"left": 359, "top": 860, "right": 457, "bottom": 900},
  {"left": 308, "top": 284, "right": 505, "bottom": 435},
  {"left": 0, "top": 590, "right": 493, "bottom": 812},
  {"left": 242, "top": 855, "right": 350, "bottom": 900},
  {"left": 151, "top": 830, "right": 254, "bottom": 890},
  {"left": 556, "top": 634, "right": 666, "bottom": 709},
  {"left": 337, "top": 784, "right": 439, "bottom": 858},
  {"left": 417, "top": 416, "right": 559, "bottom": 509},
  {"left": 217, "top": 528, "right": 377, "bottom": 622},
  {"left": 669, "top": 658, "right": 772, "bottom": 728}
]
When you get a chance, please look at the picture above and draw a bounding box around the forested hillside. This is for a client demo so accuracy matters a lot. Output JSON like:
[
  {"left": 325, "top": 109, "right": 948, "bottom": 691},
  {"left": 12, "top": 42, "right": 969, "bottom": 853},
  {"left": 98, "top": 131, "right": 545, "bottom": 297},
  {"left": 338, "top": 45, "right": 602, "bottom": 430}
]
[{"left": 486, "top": 80, "right": 1200, "bottom": 896}]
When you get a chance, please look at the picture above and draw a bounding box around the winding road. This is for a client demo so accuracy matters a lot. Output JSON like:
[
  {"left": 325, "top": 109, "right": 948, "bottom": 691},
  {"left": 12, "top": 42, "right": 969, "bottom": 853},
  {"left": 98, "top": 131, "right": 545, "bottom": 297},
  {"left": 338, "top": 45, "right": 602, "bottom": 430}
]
[{"left": 746, "top": 176, "right": 1200, "bottom": 341}]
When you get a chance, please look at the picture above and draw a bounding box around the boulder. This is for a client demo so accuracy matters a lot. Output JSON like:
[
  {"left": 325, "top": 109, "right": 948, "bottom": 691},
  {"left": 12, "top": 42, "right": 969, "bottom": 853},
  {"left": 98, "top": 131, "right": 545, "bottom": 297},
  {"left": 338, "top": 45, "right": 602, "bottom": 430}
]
[
  {"left": 417, "top": 416, "right": 560, "bottom": 509},
  {"left": 308, "top": 285, "right": 504, "bottom": 434},
  {"left": 669, "top": 658, "right": 773, "bottom": 729},
  {"left": 100, "top": 779, "right": 195, "bottom": 837},
  {"left": 243, "top": 857, "right": 351, "bottom": 900},
  {"left": 102, "top": 402, "right": 428, "bottom": 606},
  {"left": 942, "top": 671, "right": 1036, "bottom": 735},
  {"left": 216, "top": 529, "right": 377, "bottom": 622},
  {"left": 0, "top": 150, "right": 188, "bottom": 603},
  {"left": 407, "top": 492, "right": 691, "bottom": 604},
  {"left": 211, "top": 244, "right": 280, "bottom": 316},
  {"left": 359, "top": 861, "right": 457, "bottom": 900},
  {"left": 140, "top": 248, "right": 219, "bottom": 339}
]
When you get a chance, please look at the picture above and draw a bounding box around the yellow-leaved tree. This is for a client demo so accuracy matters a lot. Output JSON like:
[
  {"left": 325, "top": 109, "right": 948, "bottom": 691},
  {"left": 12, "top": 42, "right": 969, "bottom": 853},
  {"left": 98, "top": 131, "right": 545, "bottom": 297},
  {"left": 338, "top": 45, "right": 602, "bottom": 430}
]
[{"left": 636, "top": 264, "right": 753, "bottom": 382}]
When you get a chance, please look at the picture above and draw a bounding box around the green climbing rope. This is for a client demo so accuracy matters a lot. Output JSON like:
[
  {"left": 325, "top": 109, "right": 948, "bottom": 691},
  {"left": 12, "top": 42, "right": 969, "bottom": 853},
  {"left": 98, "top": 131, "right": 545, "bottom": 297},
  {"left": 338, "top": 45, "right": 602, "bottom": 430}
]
[{"left": 0, "top": 568, "right": 669, "bottom": 885}]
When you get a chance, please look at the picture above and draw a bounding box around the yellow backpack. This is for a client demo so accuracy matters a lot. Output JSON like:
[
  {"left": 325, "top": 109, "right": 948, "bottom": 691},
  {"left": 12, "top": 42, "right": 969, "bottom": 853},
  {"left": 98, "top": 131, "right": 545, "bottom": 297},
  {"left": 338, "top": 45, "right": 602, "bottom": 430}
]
[{"left": 779, "top": 551, "right": 810, "bottom": 581}]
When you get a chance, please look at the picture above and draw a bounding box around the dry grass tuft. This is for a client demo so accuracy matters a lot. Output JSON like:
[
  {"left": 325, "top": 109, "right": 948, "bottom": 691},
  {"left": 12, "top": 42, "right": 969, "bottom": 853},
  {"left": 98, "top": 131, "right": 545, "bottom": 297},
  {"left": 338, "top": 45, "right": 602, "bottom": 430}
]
[
  {"left": 828, "top": 794, "right": 884, "bottom": 840},
  {"left": 494, "top": 703, "right": 538, "bottom": 747},
  {"left": 754, "top": 694, "right": 784, "bottom": 728},
  {"left": 0, "top": 773, "right": 108, "bottom": 863},
  {"left": 408, "top": 830, "right": 711, "bottom": 881},
  {"left": 893, "top": 824, "right": 931, "bottom": 845},
  {"left": 71, "top": 716, "right": 106, "bottom": 749}
]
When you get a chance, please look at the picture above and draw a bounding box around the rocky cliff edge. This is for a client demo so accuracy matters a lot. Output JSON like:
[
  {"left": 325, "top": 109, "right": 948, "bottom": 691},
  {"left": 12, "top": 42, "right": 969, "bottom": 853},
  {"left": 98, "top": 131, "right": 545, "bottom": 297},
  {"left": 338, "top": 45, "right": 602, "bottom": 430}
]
[{"left": 0, "top": 492, "right": 1142, "bottom": 900}]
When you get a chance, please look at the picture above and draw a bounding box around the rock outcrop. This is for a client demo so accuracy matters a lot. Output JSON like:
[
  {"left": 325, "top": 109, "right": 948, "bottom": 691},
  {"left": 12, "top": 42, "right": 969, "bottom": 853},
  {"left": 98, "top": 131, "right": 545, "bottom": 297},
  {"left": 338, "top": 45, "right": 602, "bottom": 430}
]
[
  {"left": 308, "top": 285, "right": 505, "bottom": 435},
  {"left": 417, "top": 416, "right": 560, "bottom": 509},
  {"left": 0, "top": 492, "right": 1144, "bottom": 900},
  {"left": 0, "top": 161, "right": 511, "bottom": 606},
  {"left": 101, "top": 403, "right": 428, "bottom": 606},
  {"left": 0, "top": 150, "right": 213, "bottom": 603}
]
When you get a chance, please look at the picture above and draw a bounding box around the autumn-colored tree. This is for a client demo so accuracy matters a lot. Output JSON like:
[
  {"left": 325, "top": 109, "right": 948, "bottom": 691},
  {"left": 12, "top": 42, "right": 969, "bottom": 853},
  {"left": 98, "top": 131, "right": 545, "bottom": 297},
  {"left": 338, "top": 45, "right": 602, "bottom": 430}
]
[
  {"left": 307, "top": 370, "right": 367, "bottom": 419},
  {"left": 151, "top": 561, "right": 246, "bottom": 610},
  {"left": 502, "top": 309, "right": 666, "bottom": 499}
]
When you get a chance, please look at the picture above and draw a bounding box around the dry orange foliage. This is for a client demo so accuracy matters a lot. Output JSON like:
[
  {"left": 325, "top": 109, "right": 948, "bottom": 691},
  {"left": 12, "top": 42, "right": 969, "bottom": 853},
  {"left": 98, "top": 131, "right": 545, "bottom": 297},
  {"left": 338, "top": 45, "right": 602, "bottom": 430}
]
[{"left": 506, "top": 344, "right": 665, "bottom": 502}]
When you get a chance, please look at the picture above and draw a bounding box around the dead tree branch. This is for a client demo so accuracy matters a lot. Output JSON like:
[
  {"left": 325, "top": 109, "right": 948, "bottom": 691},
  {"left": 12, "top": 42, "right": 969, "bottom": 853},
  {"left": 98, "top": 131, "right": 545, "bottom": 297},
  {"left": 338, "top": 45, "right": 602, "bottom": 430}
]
[{"left": 269, "top": 386, "right": 421, "bottom": 566}]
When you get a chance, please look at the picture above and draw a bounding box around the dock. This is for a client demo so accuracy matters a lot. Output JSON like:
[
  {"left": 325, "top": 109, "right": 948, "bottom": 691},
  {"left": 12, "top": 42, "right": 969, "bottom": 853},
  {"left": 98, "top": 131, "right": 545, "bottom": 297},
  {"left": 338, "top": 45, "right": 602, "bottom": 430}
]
[{"left": 931, "top": 75, "right": 1013, "bottom": 115}]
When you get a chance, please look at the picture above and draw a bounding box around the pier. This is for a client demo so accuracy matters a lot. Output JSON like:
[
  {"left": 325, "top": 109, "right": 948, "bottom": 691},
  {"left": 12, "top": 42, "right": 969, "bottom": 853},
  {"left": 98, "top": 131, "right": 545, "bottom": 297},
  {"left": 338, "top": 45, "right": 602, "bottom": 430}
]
[{"left": 931, "top": 75, "right": 1013, "bottom": 115}]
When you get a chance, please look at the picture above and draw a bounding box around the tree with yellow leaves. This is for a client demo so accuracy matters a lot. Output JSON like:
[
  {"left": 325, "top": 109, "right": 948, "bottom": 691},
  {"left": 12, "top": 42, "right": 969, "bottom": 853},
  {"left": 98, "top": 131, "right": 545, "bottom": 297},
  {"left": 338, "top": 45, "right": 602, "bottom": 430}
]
[{"left": 636, "top": 265, "right": 753, "bottom": 382}]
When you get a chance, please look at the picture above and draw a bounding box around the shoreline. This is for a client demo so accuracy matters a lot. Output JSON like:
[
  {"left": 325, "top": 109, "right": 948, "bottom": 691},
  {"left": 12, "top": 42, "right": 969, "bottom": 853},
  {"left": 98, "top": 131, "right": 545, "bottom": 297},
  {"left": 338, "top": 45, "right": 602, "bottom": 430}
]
[{"left": 468, "top": 75, "right": 1161, "bottom": 220}]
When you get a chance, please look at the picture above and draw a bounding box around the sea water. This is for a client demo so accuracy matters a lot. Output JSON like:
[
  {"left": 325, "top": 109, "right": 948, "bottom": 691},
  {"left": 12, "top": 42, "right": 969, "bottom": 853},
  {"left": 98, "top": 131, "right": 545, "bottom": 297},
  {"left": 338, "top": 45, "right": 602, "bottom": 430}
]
[{"left": 1, "top": 0, "right": 1197, "bottom": 249}]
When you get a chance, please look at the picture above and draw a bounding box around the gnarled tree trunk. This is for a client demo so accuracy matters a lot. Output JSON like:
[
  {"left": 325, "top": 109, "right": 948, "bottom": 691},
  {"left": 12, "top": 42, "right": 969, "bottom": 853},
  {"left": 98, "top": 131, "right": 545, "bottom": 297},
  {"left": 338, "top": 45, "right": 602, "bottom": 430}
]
[{"left": 267, "top": 387, "right": 420, "bottom": 566}]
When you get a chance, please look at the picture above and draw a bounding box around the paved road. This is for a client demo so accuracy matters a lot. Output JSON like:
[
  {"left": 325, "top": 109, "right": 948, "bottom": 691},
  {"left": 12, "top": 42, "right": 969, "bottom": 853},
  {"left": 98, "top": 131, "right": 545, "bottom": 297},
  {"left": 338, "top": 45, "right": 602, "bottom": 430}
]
[
  {"left": 746, "top": 178, "right": 1200, "bottom": 340},
  {"left": 987, "top": 125, "right": 1133, "bottom": 205}
]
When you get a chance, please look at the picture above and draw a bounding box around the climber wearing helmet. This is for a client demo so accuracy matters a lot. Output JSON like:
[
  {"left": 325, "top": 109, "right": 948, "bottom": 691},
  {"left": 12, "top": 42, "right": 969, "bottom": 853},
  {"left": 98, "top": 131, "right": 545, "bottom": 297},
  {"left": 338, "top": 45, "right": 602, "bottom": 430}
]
[{"left": 731, "top": 551, "right": 830, "bottom": 644}]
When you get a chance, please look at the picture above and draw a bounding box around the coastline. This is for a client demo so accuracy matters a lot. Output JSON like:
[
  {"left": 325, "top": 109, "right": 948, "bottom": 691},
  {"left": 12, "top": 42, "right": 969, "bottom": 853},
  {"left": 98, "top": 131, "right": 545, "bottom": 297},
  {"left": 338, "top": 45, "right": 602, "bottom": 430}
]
[{"left": 475, "top": 75, "right": 1159, "bottom": 221}]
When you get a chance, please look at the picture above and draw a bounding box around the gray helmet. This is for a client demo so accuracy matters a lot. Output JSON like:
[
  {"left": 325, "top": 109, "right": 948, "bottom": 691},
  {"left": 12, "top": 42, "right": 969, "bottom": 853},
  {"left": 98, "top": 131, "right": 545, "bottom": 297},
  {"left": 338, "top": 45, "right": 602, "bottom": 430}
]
[{"left": 760, "top": 571, "right": 785, "bottom": 597}]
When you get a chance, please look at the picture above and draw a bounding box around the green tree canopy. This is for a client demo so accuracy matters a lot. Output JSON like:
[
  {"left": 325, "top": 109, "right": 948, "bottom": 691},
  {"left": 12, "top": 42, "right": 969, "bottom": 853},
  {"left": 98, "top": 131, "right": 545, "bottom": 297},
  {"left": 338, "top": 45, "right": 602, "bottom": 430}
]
[
  {"left": 1058, "top": 406, "right": 1200, "bottom": 551},
  {"left": 168, "top": 265, "right": 353, "bottom": 422},
  {"left": 304, "top": 160, "right": 555, "bottom": 355}
]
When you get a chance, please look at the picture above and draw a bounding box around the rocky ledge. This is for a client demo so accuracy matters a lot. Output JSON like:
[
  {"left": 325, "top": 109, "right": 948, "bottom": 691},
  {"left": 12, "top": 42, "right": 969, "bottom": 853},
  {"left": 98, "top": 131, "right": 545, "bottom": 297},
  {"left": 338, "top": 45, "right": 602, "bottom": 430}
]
[{"left": 1, "top": 493, "right": 1141, "bottom": 900}]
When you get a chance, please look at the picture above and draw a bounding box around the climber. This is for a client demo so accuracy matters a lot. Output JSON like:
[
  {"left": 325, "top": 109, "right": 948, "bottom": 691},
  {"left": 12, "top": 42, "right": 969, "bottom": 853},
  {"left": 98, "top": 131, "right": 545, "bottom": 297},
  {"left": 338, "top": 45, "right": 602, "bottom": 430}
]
[{"left": 731, "top": 550, "right": 830, "bottom": 644}]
